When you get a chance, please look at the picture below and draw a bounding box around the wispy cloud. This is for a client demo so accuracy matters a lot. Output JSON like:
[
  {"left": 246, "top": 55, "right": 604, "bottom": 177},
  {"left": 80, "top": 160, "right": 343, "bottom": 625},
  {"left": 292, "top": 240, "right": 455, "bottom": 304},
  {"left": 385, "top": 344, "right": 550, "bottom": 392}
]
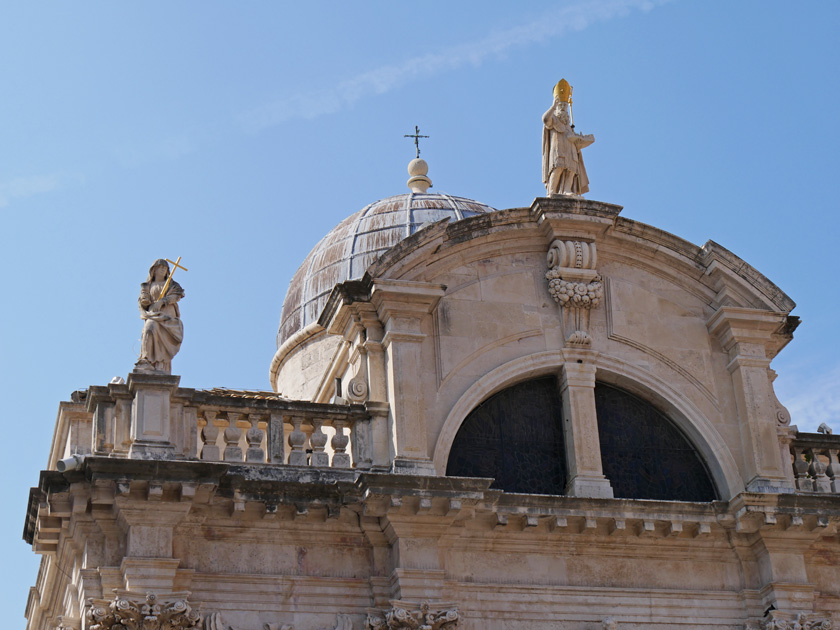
[
  {"left": 0, "top": 174, "right": 64, "bottom": 208},
  {"left": 776, "top": 363, "right": 840, "bottom": 433},
  {"left": 240, "top": 0, "right": 665, "bottom": 131}
]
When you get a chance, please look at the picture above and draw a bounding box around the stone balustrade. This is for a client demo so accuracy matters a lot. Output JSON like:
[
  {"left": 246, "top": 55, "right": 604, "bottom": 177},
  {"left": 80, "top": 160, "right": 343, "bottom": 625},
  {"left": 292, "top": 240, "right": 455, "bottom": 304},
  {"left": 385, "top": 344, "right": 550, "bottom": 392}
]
[
  {"left": 73, "top": 378, "right": 372, "bottom": 470},
  {"left": 790, "top": 432, "right": 840, "bottom": 493},
  {"left": 197, "top": 406, "right": 362, "bottom": 468}
]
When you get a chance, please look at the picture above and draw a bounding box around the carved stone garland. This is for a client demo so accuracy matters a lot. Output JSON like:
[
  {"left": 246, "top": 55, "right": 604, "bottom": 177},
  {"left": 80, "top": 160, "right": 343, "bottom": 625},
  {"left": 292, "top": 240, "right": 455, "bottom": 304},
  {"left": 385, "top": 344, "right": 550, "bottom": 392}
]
[
  {"left": 85, "top": 592, "right": 200, "bottom": 630},
  {"left": 367, "top": 601, "right": 459, "bottom": 630},
  {"left": 545, "top": 239, "right": 602, "bottom": 347},
  {"left": 745, "top": 610, "right": 834, "bottom": 630}
]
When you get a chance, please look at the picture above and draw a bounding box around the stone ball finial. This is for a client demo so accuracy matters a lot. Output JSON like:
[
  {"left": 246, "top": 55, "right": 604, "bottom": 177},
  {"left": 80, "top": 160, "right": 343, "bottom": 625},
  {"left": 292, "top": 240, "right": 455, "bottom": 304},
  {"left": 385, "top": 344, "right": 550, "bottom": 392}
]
[
  {"left": 407, "top": 158, "right": 432, "bottom": 193},
  {"left": 408, "top": 158, "right": 428, "bottom": 176}
]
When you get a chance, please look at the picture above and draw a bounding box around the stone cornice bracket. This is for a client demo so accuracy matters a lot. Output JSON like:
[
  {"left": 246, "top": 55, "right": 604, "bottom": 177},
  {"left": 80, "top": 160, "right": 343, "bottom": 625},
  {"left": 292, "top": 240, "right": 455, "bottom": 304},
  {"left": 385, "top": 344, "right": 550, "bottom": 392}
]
[
  {"left": 85, "top": 591, "right": 200, "bottom": 629},
  {"left": 745, "top": 610, "right": 833, "bottom": 629},
  {"left": 546, "top": 239, "right": 603, "bottom": 347},
  {"left": 367, "top": 601, "right": 459, "bottom": 630}
]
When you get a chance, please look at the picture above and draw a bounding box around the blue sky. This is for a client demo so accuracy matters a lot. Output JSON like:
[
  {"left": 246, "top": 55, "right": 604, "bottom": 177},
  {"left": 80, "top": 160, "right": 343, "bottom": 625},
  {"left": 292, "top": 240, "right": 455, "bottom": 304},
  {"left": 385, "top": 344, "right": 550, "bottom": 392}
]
[{"left": 2, "top": 1, "right": 839, "bottom": 624}]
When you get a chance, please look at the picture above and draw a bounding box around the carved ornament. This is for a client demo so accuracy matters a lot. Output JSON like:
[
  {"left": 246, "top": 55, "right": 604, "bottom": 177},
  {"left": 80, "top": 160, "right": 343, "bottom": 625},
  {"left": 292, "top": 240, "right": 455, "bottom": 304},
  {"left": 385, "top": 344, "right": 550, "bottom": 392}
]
[
  {"left": 85, "top": 592, "right": 200, "bottom": 630},
  {"left": 367, "top": 601, "right": 458, "bottom": 630},
  {"left": 745, "top": 610, "right": 833, "bottom": 630},
  {"left": 545, "top": 239, "right": 602, "bottom": 347}
]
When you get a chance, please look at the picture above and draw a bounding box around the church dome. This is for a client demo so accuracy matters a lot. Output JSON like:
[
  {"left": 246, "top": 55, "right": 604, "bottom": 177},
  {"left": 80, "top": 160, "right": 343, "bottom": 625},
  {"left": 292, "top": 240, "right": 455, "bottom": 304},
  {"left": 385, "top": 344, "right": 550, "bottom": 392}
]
[{"left": 278, "top": 190, "right": 498, "bottom": 346}]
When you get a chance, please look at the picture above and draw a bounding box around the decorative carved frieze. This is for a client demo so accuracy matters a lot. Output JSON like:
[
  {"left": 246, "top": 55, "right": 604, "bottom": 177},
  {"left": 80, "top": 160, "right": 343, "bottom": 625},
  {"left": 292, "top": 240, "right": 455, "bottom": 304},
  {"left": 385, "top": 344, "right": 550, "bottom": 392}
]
[
  {"left": 367, "top": 601, "right": 458, "bottom": 630},
  {"left": 85, "top": 592, "right": 200, "bottom": 630},
  {"left": 745, "top": 610, "right": 833, "bottom": 630},
  {"left": 545, "top": 239, "right": 602, "bottom": 347}
]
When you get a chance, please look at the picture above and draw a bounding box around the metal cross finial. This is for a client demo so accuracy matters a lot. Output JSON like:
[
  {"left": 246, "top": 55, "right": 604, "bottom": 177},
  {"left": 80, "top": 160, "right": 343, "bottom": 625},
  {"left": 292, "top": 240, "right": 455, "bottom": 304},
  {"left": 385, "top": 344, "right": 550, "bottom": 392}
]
[
  {"left": 159, "top": 256, "right": 188, "bottom": 300},
  {"left": 404, "top": 125, "right": 429, "bottom": 158}
]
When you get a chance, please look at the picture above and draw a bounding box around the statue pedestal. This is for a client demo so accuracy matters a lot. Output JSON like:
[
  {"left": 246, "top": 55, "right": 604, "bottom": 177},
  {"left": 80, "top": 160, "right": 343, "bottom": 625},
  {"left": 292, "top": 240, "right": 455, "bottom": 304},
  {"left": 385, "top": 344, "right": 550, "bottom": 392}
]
[{"left": 127, "top": 372, "right": 180, "bottom": 459}]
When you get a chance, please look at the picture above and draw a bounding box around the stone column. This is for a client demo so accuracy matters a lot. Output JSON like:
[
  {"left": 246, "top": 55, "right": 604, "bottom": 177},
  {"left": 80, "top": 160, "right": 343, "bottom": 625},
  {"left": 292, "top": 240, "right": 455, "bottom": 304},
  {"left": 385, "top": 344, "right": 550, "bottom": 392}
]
[
  {"left": 559, "top": 350, "right": 613, "bottom": 498},
  {"left": 370, "top": 279, "right": 445, "bottom": 476},
  {"left": 707, "top": 307, "right": 793, "bottom": 492},
  {"left": 127, "top": 372, "right": 180, "bottom": 459}
]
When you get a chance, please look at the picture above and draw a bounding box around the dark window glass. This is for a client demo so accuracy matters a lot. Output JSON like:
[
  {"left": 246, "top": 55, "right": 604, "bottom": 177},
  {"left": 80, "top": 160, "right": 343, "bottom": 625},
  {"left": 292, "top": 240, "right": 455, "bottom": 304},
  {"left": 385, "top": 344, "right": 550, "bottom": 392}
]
[
  {"left": 595, "top": 382, "right": 717, "bottom": 501},
  {"left": 446, "top": 377, "right": 566, "bottom": 495}
]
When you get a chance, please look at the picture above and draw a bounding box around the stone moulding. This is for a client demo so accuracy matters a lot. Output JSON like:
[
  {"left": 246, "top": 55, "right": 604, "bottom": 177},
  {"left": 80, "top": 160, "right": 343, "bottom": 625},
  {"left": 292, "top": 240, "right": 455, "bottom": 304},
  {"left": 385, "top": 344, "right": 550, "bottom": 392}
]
[
  {"left": 367, "top": 601, "right": 459, "bottom": 630},
  {"left": 85, "top": 591, "right": 200, "bottom": 630}
]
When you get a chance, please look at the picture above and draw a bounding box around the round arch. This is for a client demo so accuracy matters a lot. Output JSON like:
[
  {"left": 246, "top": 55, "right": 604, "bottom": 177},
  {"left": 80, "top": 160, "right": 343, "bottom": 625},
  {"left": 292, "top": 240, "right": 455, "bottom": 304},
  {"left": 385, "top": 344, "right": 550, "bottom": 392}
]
[{"left": 433, "top": 350, "right": 744, "bottom": 500}]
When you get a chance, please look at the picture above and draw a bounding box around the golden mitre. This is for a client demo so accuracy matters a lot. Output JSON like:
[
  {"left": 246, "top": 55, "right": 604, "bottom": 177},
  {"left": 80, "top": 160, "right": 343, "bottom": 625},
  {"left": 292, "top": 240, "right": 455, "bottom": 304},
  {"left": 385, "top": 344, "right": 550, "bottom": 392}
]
[{"left": 553, "top": 78, "right": 572, "bottom": 103}]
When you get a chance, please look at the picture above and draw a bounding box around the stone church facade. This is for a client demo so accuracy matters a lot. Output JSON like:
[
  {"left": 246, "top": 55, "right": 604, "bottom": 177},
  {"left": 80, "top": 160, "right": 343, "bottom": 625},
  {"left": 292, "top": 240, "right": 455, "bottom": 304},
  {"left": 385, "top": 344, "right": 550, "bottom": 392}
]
[{"left": 23, "top": 154, "right": 840, "bottom": 628}]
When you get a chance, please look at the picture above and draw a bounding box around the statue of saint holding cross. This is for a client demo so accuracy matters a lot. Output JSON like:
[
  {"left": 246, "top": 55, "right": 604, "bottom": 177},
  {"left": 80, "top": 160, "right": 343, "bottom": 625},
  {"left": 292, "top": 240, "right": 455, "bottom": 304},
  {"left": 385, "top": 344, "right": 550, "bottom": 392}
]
[{"left": 134, "top": 257, "right": 187, "bottom": 374}]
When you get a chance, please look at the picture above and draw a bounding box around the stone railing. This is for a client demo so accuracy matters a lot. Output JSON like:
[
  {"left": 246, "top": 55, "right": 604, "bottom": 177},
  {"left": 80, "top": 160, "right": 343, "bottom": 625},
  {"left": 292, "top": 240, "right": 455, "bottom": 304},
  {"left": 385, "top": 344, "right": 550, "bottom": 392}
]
[
  {"left": 78, "top": 375, "right": 373, "bottom": 470},
  {"left": 790, "top": 432, "right": 840, "bottom": 493},
  {"left": 195, "top": 398, "right": 371, "bottom": 469}
]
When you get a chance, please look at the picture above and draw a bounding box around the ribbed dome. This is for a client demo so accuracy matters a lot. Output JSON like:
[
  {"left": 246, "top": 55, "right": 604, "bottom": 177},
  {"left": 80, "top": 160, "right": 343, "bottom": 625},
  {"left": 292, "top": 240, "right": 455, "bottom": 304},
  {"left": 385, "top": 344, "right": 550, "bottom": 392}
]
[{"left": 278, "top": 191, "right": 498, "bottom": 346}]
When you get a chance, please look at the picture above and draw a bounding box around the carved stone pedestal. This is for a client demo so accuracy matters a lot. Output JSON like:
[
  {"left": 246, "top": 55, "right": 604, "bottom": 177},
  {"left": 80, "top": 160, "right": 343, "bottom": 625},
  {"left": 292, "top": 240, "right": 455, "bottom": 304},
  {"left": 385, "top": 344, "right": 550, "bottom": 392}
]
[{"left": 127, "top": 372, "right": 181, "bottom": 459}]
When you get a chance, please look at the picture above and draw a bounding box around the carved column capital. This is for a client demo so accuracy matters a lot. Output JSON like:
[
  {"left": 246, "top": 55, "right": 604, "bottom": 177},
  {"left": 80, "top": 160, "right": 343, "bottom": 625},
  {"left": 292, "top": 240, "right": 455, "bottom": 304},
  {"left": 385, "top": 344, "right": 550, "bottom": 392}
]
[
  {"left": 745, "top": 609, "right": 834, "bottom": 629},
  {"left": 85, "top": 591, "right": 200, "bottom": 630},
  {"left": 367, "top": 601, "right": 459, "bottom": 630}
]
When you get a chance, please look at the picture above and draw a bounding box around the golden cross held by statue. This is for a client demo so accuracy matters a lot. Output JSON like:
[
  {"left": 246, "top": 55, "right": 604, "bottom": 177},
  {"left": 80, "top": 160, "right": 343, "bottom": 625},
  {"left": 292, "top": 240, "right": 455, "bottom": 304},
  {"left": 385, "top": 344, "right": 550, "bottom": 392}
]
[{"left": 159, "top": 256, "right": 188, "bottom": 301}]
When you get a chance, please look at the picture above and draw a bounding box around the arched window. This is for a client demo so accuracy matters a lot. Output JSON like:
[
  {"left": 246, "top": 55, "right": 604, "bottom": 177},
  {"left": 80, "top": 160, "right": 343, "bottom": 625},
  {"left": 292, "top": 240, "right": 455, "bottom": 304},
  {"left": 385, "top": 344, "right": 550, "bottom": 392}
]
[
  {"left": 445, "top": 377, "right": 718, "bottom": 501},
  {"left": 595, "top": 382, "right": 717, "bottom": 501},
  {"left": 446, "top": 377, "right": 567, "bottom": 495}
]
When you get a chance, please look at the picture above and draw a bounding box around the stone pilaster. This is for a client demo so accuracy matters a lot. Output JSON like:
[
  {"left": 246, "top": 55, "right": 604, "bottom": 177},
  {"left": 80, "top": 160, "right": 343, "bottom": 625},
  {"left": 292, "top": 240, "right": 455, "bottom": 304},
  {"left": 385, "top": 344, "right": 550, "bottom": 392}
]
[
  {"left": 560, "top": 350, "right": 613, "bottom": 498},
  {"left": 749, "top": 528, "right": 821, "bottom": 615},
  {"left": 116, "top": 502, "right": 191, "bottom": 593},
  {"left": 127, "top": 372, "right": 181, "bottom": 459},
  {"left": 707, "top": 307, "right": 793, "bottom": 492},
  {"left": 370, "top": 279, "right": 445, "bottom": 475},
  {"left": 381, "top": 514, "right": 451, "bottom": 603}
]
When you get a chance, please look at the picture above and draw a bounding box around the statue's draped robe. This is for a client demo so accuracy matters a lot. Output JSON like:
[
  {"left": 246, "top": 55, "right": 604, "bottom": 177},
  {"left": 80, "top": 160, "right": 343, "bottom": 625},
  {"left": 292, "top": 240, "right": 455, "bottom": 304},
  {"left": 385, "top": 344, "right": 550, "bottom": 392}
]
[
  {"left": 542, "top": 108, "right": 590, "bottom": 194},
  {"left": 139, "top": 279, "right": 184, "bottom": 372}
]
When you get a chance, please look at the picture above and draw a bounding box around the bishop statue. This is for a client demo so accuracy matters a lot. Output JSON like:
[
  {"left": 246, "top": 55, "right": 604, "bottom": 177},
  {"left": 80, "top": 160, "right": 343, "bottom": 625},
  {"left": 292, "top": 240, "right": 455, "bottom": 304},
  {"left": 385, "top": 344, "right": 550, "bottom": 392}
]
[{"left": 542, "top": 78, "right": 595, "bottom": 196}]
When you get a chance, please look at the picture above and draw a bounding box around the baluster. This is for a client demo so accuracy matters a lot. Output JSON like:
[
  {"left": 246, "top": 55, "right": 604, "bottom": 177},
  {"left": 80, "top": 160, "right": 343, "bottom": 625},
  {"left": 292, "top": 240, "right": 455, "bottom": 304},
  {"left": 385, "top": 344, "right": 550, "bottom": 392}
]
[
  {"left": 309, "top": 419, "right": 329, "bottom": 467},
  {"left": 808, "top": 447, "right": 831, "bottom": 492},
  {"left": 288, "top": 417, "right": 308, "bottom": 466},
  {"left": 331, "top": 420, "right": 351, "bottom": 468},
  {"left": 246, "top": 414, "right": 266, "bottom": 463},
  {"left": 827, "top": 448, "right": 840, "bottom": 493},
  {"left": 792, "top": 446, "right": 810, "bottom": 491},
  {"left": 201, "top": 411, "right": 221, "bottom": 461},
  {"left": 223, "top": 412, "right": 243, "bottom": 462}
]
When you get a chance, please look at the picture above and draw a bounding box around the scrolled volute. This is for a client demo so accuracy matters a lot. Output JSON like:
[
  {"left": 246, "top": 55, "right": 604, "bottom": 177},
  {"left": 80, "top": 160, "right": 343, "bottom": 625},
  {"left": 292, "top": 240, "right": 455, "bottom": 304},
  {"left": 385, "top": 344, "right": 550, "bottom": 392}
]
[
  {"left": 85, "top": 592, "right": 200, "bottom": 630},
  {"left": 367, "top": 601, "right": 458, "bottom": 630}
]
